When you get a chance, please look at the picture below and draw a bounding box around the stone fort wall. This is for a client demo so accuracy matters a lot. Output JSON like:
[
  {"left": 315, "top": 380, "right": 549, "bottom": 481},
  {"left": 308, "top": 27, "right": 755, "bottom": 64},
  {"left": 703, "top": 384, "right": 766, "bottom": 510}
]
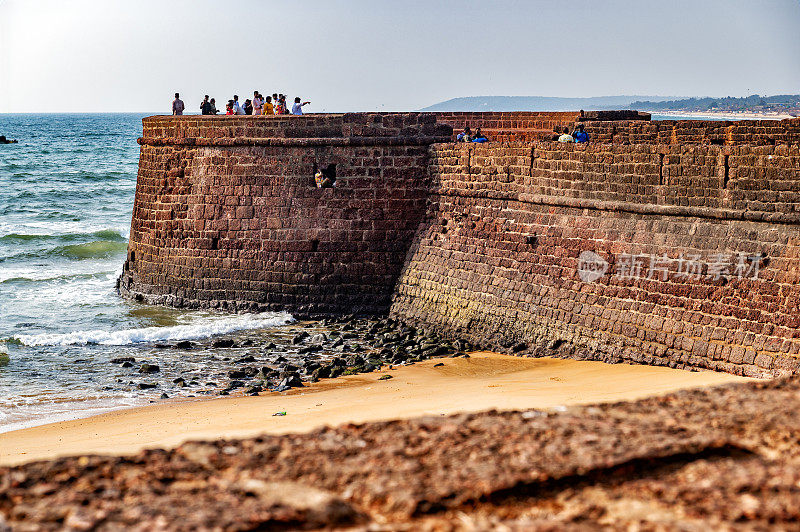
[
  {"left": 389, "top": 140, "right": 800, "bottom": 377},
  {"left": 581, "top": 118, "right": 800, "bottom": 146},
  {"left": 122, "top": 113, "right": 800, "bottom": 376},
  {"left": 118, "top": 113, "right": 451, "bottom": 315}
]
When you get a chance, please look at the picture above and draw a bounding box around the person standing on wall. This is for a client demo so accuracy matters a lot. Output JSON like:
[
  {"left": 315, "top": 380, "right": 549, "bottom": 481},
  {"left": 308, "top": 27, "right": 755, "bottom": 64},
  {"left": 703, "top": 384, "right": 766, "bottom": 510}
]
[
  {"left": 232, "top": 95, "right": 245, "bottom": 115},
  {"left": 291, "top": 97, "right": 310, "bottom": 115},
  {"left": 253, "top": 91, "right": 264, "bottom": 115},
  {"left": 200, "top": 95, "right": 212, "bottom": 115},
  {"left": 275, "top": 96, "right": 287, "bottom": 114},
  {"left": 172, "top": 93, "right": 185, "bottom": 115},
  {"left": 262, "top": 96, "right": 274, "bottom": 116}
]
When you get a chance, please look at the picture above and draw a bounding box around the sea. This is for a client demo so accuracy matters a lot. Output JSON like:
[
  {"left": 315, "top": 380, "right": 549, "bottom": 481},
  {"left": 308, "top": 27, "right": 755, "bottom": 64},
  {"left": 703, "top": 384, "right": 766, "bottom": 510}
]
[{"left": 0, "top": 114, "right": 293, "bottom": 434}]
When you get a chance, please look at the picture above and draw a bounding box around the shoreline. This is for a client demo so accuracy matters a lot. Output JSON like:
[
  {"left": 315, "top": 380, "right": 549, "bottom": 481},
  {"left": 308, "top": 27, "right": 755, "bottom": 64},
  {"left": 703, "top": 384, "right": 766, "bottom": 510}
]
[
  {"left": 652, "top": 110, "right": 796, "bottom": 120},
  {"left": 0, "top": 352, "right": 752, "bottom": 466}
]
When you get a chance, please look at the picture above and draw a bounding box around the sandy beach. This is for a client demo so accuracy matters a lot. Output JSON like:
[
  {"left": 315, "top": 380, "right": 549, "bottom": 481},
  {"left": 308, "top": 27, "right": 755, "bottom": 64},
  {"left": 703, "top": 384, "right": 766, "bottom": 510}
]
[{"left": 0, "top": 352, "right": 750, "bottom": 466}]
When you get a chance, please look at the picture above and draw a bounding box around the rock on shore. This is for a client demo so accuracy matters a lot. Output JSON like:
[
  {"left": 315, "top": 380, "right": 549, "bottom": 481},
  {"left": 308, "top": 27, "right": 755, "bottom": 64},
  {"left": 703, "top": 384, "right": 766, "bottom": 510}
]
[{"left": 106, "top": 316, "right": 475, "bottom": 400}]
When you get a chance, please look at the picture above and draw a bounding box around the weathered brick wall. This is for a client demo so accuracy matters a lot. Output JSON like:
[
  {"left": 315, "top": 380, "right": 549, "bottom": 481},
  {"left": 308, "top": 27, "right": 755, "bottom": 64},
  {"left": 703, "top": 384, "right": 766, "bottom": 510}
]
[
  {"left": 118, "top": 114, "right": 451, "bottom": 316},
  {"left": 390, "top": 141, "right": 800, "bottom": 377},
  {"left": 583, "top": 118, "right": 800, "bottom": 146}
]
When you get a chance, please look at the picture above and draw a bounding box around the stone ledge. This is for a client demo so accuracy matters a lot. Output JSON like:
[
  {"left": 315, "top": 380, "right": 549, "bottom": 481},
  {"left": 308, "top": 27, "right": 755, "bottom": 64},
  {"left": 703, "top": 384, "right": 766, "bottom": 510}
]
[
  {"left": 433, "top": 189, "right": 800, "bottom": 226},
  {"left": 137, "top": 135, "right": 452, "bottom": 147}
]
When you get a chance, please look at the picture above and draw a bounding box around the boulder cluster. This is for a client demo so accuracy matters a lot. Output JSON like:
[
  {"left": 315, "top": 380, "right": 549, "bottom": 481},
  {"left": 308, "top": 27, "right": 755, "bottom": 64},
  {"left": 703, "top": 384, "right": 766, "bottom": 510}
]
[{"left": 108, "top": 317, "right": 474, "bottom": 398}]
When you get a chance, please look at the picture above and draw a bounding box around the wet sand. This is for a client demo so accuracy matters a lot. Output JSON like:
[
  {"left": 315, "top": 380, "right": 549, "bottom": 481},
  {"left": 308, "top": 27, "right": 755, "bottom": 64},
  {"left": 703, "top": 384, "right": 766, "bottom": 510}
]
[{"left": 0, "top": 352, "right": 751, "bottom": 466}]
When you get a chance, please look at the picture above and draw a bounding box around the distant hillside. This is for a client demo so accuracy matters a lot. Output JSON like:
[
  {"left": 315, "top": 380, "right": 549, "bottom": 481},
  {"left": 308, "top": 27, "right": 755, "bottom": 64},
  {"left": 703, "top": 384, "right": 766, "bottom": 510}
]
[
  {"left": 419, "top": 95, "right": 679, "bottom": 112},
  {"left": 631, "top": 94, "right": 800, "bottom": 114}
]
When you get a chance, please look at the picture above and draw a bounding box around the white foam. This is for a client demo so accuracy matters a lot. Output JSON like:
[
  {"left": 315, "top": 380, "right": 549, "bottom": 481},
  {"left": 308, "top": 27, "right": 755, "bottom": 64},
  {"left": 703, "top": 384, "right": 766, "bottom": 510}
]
[
  {"left": 0, "top": 395, "right": 148, "bottom": 434},
  {"left": 15, "top": 311, "right": 294, "bottom": 346}
]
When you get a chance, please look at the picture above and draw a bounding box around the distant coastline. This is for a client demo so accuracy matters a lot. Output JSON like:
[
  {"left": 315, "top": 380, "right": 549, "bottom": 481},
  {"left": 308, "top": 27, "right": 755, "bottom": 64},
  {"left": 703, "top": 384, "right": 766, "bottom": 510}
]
[{"left": 651, "top": 110, "right": 796, "bottom": 121}]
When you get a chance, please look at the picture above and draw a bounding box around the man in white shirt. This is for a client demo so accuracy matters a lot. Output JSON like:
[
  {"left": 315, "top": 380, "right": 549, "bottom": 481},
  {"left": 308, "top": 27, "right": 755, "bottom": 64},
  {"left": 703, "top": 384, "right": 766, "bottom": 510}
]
[
  {"left": 172, "top": 93, "right": 185, "bottom": 115},
  {"left": 252, "top": 91, "right": 263, "bottom": 115},
  {"left": 291, "top": 97, "right": 310, "bottom": 115},
  {"left": 557, "top": 126, "right": 574, "bottom": 143},
  {"left": 233, "top": 95, "right": 245, "bottom": 115}
]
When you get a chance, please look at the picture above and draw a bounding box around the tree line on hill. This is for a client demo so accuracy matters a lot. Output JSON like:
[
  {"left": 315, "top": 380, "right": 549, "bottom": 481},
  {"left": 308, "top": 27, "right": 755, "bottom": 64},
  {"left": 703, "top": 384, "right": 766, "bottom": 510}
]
[{"left": 630, "top": 94, "right": 800, "bottom": 114}]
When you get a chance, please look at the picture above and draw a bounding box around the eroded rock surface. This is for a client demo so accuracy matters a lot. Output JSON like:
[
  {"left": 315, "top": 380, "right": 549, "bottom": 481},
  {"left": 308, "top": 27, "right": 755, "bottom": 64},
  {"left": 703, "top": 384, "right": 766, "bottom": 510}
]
[{"left": 5, "top": 377, "right": 800, "bottom": 529}]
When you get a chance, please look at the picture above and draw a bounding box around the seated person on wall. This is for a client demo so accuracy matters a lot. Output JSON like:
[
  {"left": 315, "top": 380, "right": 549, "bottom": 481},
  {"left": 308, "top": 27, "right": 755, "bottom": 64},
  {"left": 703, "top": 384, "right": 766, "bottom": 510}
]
[
  {"left": 244, "top": 99, "right": 253, "bottom": 115},
  {"left": 225, "top": 101, "right": 235, "bottom": 115},
  {"left": 262, "top": 96, "right": 274, "bottom": 115},
  {"left": 572, "top": 124, "right": 589, "bottom": 143},
  {"left": 471, "top": 128, "right": 488, "bottom": 143},
  {"left": 557, "top": 127, "right": 575, "bottom": 143},
  {"left": 209, "top": 98, "right": 219, "bottom": 115},
  {"left": 314, "top": 163, "right": 337, "bottom": 188},
  {"left": 456, "top": 126, "right": 472, "bottom": 142}
]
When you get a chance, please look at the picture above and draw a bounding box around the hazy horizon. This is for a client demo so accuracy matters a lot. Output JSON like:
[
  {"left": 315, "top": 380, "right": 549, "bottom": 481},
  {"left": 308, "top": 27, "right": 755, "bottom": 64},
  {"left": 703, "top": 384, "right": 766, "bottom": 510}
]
[{"left": 1, "top": 0, "right": 799, "bottom": 114}]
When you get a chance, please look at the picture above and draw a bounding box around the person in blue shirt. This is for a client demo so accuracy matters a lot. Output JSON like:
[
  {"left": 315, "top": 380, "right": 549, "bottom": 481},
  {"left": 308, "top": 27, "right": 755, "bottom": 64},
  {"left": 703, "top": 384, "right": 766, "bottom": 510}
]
[
  {"left": 456, "top": 126, "right": 472, "bottom": 142},
  {"left": 292, "top": 97, "right": 311, "bottom": 115},
  {"left": 572, "top": 124, "right": 589, "bottom": 143},
  {"left": 471, "top": 128, "right": 488, "bottom": 143}
]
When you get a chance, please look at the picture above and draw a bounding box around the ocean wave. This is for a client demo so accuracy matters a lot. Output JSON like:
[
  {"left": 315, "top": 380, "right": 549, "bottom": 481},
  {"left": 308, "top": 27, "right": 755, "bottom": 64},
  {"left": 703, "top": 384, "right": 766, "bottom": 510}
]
[
  {"left": 0, "top": 228, "right": 127, "bottom": 243},
  {"left": 0, "top": 238, "right": 129, "bottom": 263},
  {"left": 0, "top": 270, "right": 112, "bottom": 285},
  {"left": 56, "top": 240, "right": 129, "bottom": 259},
  {"left": 12, "top": 312, "right": 295, "bottom": 346},
  {"left": 0, "top": 344, "right": 9, "bottom": 366}
]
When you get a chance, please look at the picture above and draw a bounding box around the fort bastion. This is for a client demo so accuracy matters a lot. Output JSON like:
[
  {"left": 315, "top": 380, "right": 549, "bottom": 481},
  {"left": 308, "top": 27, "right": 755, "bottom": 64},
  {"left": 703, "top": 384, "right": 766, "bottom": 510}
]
[{"left": 119, "top": 111, "right": 800, "bottom": 377}]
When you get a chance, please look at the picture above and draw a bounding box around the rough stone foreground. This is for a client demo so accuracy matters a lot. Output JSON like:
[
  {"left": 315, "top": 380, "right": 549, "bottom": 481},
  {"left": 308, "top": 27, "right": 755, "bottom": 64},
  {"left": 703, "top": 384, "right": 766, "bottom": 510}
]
[{"left": 4, "top": 376, "right": 800, "bottom": 530}]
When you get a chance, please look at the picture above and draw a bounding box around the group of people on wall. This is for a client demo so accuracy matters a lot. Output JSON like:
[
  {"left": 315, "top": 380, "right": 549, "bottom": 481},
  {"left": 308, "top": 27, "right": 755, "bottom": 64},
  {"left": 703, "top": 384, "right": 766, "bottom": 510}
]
[
  {"left": 454, "top": 123, "right": 590, "bottom": 144},
  {"left": 171, "top": 92, "right": 310, "bottom": 116},
  {"left": 556, "top": 124, "right": 589, "bottom": 143},
  {"left": 456, "top": 127, "right": 488, "bottom": 143},
  {"left": 171, "top": 94, "right": 591, "bottom": 146}
]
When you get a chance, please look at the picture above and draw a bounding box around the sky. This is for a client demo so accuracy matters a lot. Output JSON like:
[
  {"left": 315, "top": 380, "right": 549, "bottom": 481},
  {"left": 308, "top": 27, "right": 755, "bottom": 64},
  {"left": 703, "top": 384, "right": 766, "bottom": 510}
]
[{"left": 0, "top": 0, "right": 798, "bottom": 113}]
